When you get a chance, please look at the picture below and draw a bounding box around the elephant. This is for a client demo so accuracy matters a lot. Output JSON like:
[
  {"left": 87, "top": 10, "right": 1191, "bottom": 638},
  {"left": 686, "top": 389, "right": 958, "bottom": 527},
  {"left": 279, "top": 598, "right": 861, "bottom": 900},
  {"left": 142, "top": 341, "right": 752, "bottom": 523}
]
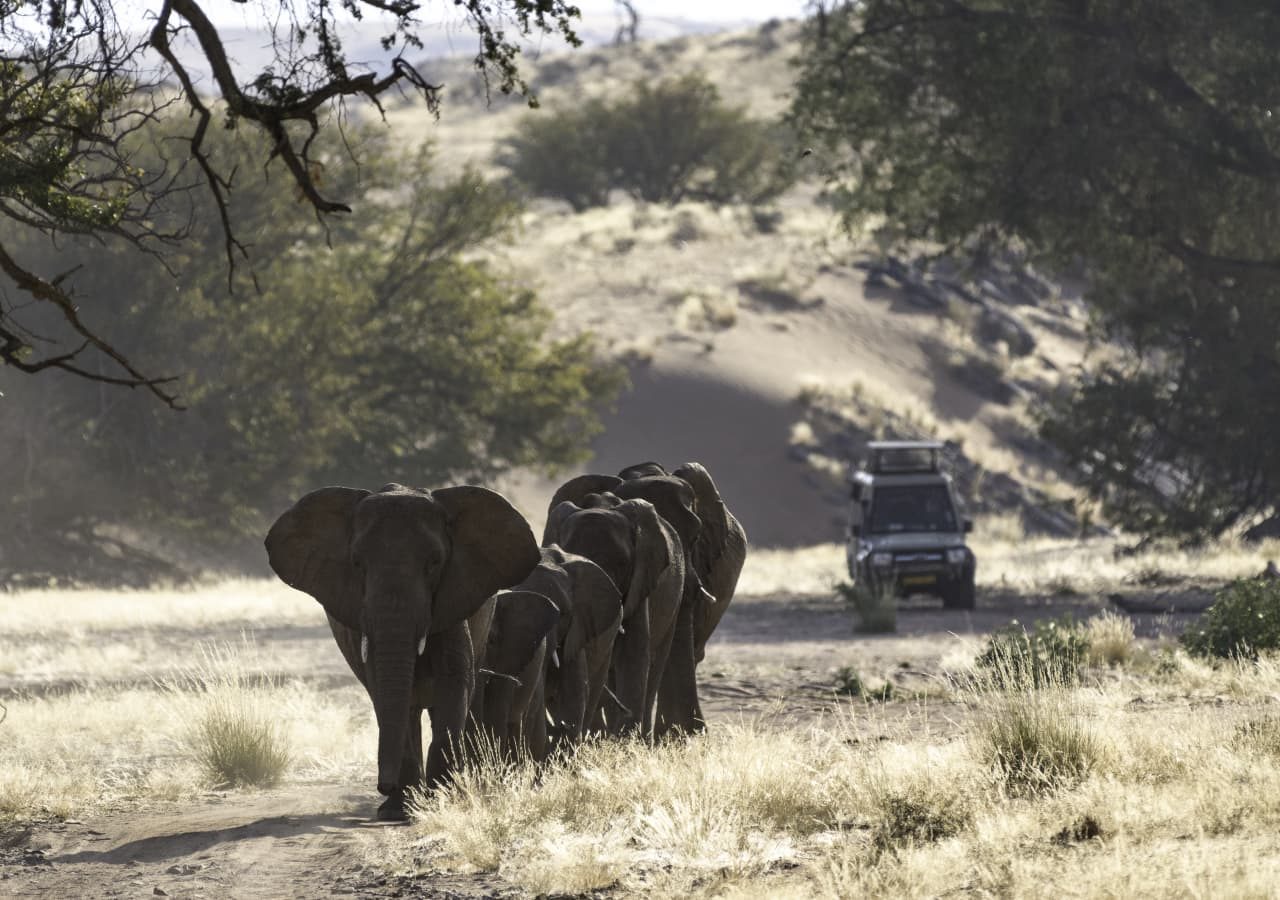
[
  {"left": 264, "top": 482, "right": 540, "bottom": 821},
  {"left": 545, "top": 462, "right": 747, "bottom": 736},
  {"left": 517, "top": 545, "right": 623, "bottom": 748},
  {"left": 543, "top": 493, "right": 683, "bottom": 737},
  {"left": 476, "top": 589, "right": 560, "bottom": 761}
]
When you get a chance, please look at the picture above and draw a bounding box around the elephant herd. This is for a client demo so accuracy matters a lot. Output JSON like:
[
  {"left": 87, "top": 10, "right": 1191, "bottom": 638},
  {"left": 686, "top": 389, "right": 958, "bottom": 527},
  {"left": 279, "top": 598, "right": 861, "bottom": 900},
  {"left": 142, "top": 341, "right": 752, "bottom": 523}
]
[{"left": 264, "top": 461, "right": 746, "bottom": 821}]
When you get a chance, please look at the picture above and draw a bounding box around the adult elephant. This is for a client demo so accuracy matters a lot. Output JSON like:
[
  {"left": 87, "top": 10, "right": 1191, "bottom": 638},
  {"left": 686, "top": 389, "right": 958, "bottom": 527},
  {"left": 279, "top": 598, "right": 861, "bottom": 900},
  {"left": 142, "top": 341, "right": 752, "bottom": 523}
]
[
  {"left": 543, "top": 494, "right": 682, "bottom": 737},
  {"left": 265, "top": 483, "right": 539, "bottom": 821},
  {"left": 518, "top": 545, "right": 623, "bottom": 747},
  {"left": 546, "top": 462, "right": 747, "bottom": 735},
  {"left": 477, "top": 589, "right": 560, "bottom": 761}
]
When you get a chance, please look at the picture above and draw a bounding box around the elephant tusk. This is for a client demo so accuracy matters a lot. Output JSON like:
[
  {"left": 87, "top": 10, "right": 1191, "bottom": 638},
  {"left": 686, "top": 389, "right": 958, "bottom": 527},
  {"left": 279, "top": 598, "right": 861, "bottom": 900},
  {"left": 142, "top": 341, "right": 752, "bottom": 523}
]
[
  {"left": 551, "top": 649, "right": 560, "bottom": 668},
  {"left": 417, "top": 636, "right": 427, "bottom": 656},
  {"left": 617, "top": 623, "right": 626, "bottom": 636},
  {"left": 360, "top": 635, "right": 368, "bottom": 664},
  {"left": 478, "top": 668, "right": 522, "bottom": 686}
]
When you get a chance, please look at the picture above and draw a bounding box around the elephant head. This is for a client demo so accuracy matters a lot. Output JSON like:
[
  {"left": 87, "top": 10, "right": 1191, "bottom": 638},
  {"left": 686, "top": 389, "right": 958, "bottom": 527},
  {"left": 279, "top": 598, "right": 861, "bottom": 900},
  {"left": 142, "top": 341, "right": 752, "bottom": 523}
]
[
  {"left": 265, "top": 483, "right": 539, "bottom": 797},
  {"left": 672, "top": 462, "right": 748, "bottom": 652},
  {"left": 545, "top": 494, "right": 670, "bottom": 621}
]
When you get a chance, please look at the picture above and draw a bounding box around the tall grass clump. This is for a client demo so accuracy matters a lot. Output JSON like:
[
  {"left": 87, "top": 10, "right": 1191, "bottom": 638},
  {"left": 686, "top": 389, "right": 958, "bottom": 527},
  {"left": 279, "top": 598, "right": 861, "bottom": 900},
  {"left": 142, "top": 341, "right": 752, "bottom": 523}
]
[
  {"left": 168, "top": 644, "right": 291, "bottom": 789},
  {"left": 1084, "top": 610, "right": 1136, "bottom": 666},
  {"left": 837, "top": 581, "right": 897, "bottom": 633},
  {"left": 1182, "top": 576, "right": 1280, "bottom": 659},
  {"left": 975, "top": 617, "right": 1089, "bottom": 688},
  {"left": 975, "top": 690, "right": 1103, "bottom": 796}
]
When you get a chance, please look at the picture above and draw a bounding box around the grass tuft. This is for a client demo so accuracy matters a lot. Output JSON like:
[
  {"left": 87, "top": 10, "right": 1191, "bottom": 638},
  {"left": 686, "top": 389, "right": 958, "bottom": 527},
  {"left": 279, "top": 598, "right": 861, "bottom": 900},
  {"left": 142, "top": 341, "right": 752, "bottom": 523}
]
[
  {"left": 1084, "top": 611, "right": 1136, "bottom": 667},
  {"left": 975, "top": 690, "right": 1103, "bottom": 796},
  {"left": 168, "top": 644, "right": 291, "bottom": 789}
]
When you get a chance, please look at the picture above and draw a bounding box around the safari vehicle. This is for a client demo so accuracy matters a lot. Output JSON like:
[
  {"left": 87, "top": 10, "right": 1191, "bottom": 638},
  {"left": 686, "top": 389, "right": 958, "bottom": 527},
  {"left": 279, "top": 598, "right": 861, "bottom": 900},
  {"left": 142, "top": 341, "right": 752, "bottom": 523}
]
[{"left": 846, "top": 441, "right": 976, "bottom": 609}]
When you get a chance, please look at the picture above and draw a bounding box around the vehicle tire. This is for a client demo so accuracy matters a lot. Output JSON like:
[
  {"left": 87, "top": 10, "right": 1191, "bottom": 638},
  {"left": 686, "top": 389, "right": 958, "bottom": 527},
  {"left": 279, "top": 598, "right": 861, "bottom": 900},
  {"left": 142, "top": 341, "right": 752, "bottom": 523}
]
[{"left": 942, "top": 572, "right": 976, "bottom": 610}]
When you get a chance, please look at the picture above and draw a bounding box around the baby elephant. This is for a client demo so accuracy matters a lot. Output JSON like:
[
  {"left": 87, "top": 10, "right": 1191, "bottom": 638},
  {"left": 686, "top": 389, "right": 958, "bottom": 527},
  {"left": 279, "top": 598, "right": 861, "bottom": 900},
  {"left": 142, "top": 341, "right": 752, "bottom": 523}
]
[
  {"left": 518, "top": 545, "right": 623, "bottom": 748},
  {"left": 476, "top": 589, "right": 560, "bottom": 761}
]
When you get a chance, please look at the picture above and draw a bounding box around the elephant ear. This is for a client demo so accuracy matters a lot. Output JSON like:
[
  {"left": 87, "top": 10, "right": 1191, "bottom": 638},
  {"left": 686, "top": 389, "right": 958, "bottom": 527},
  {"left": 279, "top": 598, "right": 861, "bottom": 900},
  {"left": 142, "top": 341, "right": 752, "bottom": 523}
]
[
  {"left": 433, "top": 485, "right": 541, "bottom": 635},
  {"left": 561, "top": 555, "right": 624, "bottom": 660},
  {"left": 486, "top": 590, "right": 561, "bottom": 678},
  {"left": 675, "top": 462, "right": 748, "bottom": 622},
  {"left": 618, "top": 461, "right": 668, "bottom": 479},
  {"left": 615, "top": 498, "right": 672, "bottom": 619},
  {"left": 264, "top": 486, "right": 370, "bottom": 630},
  {"left": 543, "top": 474, "right": 622, "bottom": 542},
  {"left": 543, "top": 501, "right": 580, "bottom": 548}
]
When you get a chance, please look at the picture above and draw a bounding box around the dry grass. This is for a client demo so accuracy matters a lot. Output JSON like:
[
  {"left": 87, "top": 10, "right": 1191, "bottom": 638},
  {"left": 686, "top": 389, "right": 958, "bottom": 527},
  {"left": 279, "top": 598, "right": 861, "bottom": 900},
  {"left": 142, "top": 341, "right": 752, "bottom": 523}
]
[
  {"left": 0, "top": 579, "right": 314, "bottom": 635},
  {"left": 974, "top": 534, "right": 1280, "bottom": 594},
  {"left": 167, "top": 645, "right": 293, "bottom": 788},
  {"left": 0, "top": 638, "right": 374, "bottom": 824},
  {"left": 1085, "top": 610, "right": 1137, "bottom": 666},
  {"left": 358, "top": 665, "right": 1280, "bottom": 897},
  {"left": 734, "top": 543, "right": 845, "bottom": 597}
]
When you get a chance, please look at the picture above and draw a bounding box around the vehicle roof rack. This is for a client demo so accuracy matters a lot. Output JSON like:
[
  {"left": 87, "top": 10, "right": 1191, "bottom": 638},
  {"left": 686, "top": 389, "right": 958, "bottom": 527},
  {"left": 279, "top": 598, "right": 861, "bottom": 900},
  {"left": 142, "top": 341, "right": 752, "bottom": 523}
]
[{"left": 864, "top": 440, "right": 944, "bottom": 474}]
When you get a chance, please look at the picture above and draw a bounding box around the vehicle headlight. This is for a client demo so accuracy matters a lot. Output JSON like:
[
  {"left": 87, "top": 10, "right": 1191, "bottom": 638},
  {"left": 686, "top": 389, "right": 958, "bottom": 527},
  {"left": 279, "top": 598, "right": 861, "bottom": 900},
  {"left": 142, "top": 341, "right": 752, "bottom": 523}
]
[
  {"left": 871, "top": 552, "right": 894, "bottom": 567},
  {"left": 946, "top": 548, "right": 968, "bottom": 565}
]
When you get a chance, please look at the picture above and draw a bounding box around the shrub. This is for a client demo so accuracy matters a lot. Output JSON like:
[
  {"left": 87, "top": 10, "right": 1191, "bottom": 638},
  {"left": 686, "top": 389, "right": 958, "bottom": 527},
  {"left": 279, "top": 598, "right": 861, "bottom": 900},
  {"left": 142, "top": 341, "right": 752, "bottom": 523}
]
[
  {"left": 1233, "top": 717, "right": 1280, "bottom": 758},
  {"left": 837, "top": 581, "right": 897, "bottom": 634},
  {"left": 500, "top": 74, "right": 794, "bottom": 209},
  {"left": 833, "top": 666, "right": 894, "bottom": 702},
  {"left": 871, "top": 787, "right": 971, "bottom": 849},
  {"left": 187, "top": 693, "right": 291, "bottom": 788},
  {"left": 499, "top": 99, "right": 614, "bottom": 212},
  {"left": 975, "top": 618, "right": 1089, "bottom": 689},
  {"left": 977, "top": 692, "right": 1101, "bottom": 796},
  {"left": 1182, "top": 576, "right": 1280, "bottom": 659},
  {"left": 1084, "top": 611, "right": 1136, "bottom": 667}
]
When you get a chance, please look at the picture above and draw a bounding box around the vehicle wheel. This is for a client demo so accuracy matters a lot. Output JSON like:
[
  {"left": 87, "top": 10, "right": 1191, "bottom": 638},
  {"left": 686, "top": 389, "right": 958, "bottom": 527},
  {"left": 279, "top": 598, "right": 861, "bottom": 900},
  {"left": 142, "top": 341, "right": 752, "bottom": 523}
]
[{"left": 942, "top": 573, "right": 976, "bottom": 610}]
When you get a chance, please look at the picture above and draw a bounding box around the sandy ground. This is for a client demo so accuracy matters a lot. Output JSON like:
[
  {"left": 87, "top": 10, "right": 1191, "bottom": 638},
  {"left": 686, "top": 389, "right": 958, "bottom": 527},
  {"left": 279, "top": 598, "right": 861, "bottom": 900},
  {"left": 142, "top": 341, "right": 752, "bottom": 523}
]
[{"left": 0, "top": 582, "right": 1205, "bottom": 899}]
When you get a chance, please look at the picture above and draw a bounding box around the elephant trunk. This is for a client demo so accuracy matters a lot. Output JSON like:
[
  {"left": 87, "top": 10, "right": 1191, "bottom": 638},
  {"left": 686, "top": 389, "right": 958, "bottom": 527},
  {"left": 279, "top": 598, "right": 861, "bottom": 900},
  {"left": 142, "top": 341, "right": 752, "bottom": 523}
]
[{"left": 372, "top": 631, "right": 418, "bottom": 796}]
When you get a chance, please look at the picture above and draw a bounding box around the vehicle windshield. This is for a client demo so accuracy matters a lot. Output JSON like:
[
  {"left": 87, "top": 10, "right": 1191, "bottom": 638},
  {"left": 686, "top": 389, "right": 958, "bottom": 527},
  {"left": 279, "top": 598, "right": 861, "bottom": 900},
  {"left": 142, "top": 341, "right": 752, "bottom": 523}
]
[{"left": 867, "top": 485, "right": 958, "bottom": 534}]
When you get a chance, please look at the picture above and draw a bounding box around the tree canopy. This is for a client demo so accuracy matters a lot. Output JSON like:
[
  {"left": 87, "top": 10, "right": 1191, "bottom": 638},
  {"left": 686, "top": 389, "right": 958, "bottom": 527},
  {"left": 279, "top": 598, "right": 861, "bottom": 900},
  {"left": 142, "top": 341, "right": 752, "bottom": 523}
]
[
  {"left": 0, "top": 0, "right": 582, "bottom": 403},
  {"left": 792, "top": 1, "right": 1280, "bottom": 539},
  {"left": 0, "top": 123, "right": 621, "bottom": 585}
]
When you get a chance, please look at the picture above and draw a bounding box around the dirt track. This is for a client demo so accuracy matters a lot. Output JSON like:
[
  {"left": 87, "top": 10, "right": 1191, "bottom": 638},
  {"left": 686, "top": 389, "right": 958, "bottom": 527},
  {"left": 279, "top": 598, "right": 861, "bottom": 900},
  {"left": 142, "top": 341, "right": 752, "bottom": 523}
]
[{"left": 0, "top": 586, "right": 1207, "bottom": 899}]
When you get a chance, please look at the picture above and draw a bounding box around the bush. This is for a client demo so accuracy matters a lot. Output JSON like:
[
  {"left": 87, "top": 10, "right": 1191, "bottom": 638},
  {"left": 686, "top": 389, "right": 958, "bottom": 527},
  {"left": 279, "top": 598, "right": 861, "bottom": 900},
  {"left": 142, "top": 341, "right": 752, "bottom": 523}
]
[
  {"left": 977, "top": 692, "right": 1101, "bottom": 796},
  {"left": 500, "top": 74, "right": 793, "bottom": 209},
  {"left": 837, "top": 581, "right": 897, "bottom": 634},
  {"left": 975, "top": 618, "right": 1089, "bottom": 689},
  {"left": 833, "top": 665, "right": 894, "bottom": 702},
  {"left": 871, "top": 786, "right": 971, "bottom": 849},
  {"left": 1182, "top": 577, "right": 1280, "bottom": 659}
]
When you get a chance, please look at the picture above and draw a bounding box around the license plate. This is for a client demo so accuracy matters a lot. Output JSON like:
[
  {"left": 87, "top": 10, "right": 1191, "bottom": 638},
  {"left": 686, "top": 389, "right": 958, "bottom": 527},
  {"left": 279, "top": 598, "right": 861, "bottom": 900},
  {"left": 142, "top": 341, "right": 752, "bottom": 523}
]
[{"left": 901, "top": 574, "right": 937, "bottom": 586}]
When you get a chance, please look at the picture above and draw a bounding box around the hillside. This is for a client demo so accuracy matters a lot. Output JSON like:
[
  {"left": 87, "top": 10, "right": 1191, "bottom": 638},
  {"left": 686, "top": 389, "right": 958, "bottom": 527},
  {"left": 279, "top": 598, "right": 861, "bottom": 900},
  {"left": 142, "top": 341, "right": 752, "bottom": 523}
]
[{"left": 377, "top": 21, "right": 1093, "bottom": 547}]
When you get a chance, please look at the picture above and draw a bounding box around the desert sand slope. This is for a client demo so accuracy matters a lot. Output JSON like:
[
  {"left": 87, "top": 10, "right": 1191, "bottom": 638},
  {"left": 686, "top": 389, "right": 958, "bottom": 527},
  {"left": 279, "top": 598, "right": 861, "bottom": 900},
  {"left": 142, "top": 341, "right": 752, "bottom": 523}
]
[{"left": 383, "top": 23, "right": 1091, "bottom": 545}]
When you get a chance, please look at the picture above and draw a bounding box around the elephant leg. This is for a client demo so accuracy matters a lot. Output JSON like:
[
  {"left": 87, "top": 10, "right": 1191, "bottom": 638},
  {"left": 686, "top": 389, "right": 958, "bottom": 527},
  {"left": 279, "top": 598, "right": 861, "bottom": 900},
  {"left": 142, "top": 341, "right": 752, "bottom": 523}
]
[
  {"left": 553, "top": 650, "right": 590, "bottom": 745},
  {"left": 483, "top": 677, "right": 516, "bottom": 758},
  {"left": 610, "top": 605, "right": 651, "bottom": 736},
  {"left": 424, "top": 622, "right": 476, "bottom": 789},
  {"left": 656, "top": 599, "right": 703, "bottom": 738},
  {"left": 377, "top": 709, "right": 424, "bottom": 822},
  {"left": 520, "top": 673, "right": 549, "bottom": 762},
  {"left": 644, "top": 601, "right": 680, "bottom": 739}
]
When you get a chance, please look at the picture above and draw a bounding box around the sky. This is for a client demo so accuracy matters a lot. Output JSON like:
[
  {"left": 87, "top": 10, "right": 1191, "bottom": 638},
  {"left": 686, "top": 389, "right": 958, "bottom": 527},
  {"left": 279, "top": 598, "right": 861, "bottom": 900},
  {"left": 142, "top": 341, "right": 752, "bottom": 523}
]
[{"left": 198, "top": 0, "right": 812, "bottom": 27}]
